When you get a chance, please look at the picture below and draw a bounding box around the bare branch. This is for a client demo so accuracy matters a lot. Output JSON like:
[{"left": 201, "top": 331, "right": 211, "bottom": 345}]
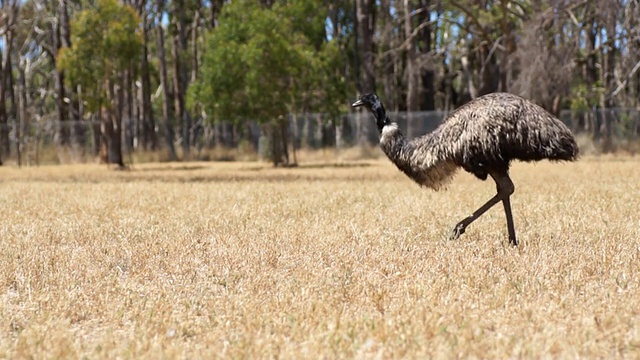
[
  {"left": 480, "top": 36, "right": 504, "bottom": 76},
  {"left": 379, "top": 19, "right": 436, "bottom": 57},
  {"left": 449, "top": 0, "right": 492, "bottom": 43},
  {"left": 565, "top": 8, "right": 580, "bottom": 27},
  {"left": 609, "top": 60, "right": 640, "bottom": 99}
]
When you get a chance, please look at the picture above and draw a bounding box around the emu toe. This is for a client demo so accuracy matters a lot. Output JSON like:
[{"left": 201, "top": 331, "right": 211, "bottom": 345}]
[{"left": 449, "top": 223, "right": 467, "bottom": 241}]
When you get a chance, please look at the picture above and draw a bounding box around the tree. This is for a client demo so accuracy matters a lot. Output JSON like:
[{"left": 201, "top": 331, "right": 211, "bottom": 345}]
[
  {"left": 404, "top": 0, "right": 420, "bottom": 139},
  {"left": 0, "top": 0, "right": 19, "bottom": 160},
  {"left": 510, "top": 1, "right": 577, "bottom": 115},
  {"left": 133, "top": 0, "right": 157, "bottom": 151},
  {"left": 171, "top": 0, "right": 191, "bottom": 158},
  {"left": 57, "top": 0, "right": 142, "bottom": 167},
  {"left": 154, "top": 0, "right": 178, "bottom": 160},
  {"left": 189, "top": 0, "right": 334, "bottom": 166},
  {"left": 355, "top": 0, "right": 376, "bottom": 145}
]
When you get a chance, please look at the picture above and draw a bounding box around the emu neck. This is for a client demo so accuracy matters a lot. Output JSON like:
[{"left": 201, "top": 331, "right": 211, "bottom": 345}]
[
  {"left": 379, "top": 124, "right": 419, "bottom": 180},
  {"left": 380, "top": 124, "right": 408, "bottom": 163},
  {"left": 379, "top": 125, "right": 456, "bottom": 190},
  {"left": 370, "top": 104, "right": 390, "bottom": 132}
]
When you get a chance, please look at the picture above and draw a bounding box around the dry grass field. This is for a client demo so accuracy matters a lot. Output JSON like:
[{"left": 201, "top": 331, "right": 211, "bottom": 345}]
[{"left": 1, "top": 155, "right": 639, "bottom": 359}]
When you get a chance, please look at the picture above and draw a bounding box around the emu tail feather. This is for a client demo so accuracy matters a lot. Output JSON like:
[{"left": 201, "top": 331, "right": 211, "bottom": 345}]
[{"left": 513, "top": 102, "right": 579, "bottom": 163}]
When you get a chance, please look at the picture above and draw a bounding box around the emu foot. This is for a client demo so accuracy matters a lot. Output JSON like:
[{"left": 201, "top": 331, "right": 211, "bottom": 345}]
[
  {"left": 449, "top": 222, "right": 467, "bottom": 241},
  {"left": 449, "top": 216, "right": 475, "bottom": 241}
]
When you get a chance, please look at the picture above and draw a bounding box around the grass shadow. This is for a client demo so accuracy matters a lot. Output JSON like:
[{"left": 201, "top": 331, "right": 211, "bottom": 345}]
[{"left": 132, "top": 165, "right": 210, "bottom": 172}]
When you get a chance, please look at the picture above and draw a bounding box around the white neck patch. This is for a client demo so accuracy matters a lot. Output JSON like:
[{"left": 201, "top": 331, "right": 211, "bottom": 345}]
[{"left": 381, "top": 123, "right": 399, "bottom": 141}]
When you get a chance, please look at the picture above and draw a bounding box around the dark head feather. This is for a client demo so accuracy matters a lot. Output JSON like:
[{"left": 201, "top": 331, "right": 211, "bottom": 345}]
[{"left": 352, "top": 93, "right": 390, "bottom": 132}]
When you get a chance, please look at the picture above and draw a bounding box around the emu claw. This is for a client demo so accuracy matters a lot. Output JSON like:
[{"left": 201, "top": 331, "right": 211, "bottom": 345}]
[{"left": 449, "top": 223, "right": 466, "bottom": 241}]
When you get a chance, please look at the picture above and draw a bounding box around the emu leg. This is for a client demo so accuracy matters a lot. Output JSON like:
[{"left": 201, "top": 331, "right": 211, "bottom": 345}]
[
  {"left": 450, "top": 172, "right": 516, "bottom": 245},
  {"left": 502, "top": 196, "right": 517, "bottom": 246},
  {"left": 495, "top": 174, "right": 517, "bottom": 246},
  {"left": 449, "top": 192, "right": 503, "bottom": 241}
]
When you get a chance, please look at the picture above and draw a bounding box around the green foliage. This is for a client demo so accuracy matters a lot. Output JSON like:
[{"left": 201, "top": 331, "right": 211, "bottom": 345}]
[
  {"left": 188, "top": 0, "right": 350, "bottom": 126},
  {"left": 570, "top": 83, "right": 603, "bottom": 111},
  {"left": 57, "top": 0, "right": 142, "bottom": 111}
]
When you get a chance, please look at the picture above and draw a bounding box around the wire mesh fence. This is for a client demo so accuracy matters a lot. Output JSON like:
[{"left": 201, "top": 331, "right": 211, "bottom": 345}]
[{"left": 0, "top": 107, "right": 638, "bottom": 165}]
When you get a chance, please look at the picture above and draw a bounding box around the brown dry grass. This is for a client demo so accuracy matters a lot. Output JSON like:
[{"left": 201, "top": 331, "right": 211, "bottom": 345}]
[{"left": 1, "top": 155, "right": 639, "bottom": 359}]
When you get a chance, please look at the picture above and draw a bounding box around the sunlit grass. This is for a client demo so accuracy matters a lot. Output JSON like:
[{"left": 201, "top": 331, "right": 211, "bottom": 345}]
[{"left": 1, "top": 156, "right": 639, "bottom": 358}]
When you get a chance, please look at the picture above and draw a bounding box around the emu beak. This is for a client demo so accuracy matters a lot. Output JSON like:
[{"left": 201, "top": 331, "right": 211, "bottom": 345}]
[{"left": 352, "top": 99, "right": 364, "bottom": 108}]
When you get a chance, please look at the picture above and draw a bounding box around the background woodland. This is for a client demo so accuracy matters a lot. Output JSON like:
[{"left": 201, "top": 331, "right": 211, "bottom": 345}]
[{"left": 0, "top": 0, "right": 639, "bottom": 166}]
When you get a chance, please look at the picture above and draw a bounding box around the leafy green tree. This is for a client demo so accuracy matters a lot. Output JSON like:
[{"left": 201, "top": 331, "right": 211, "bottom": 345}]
[
  {"left": 189, "top": 0, "right": 348, "bottom": 165},
  {"left": 57, "top": 0, "right": 142, "bottom": 167}
]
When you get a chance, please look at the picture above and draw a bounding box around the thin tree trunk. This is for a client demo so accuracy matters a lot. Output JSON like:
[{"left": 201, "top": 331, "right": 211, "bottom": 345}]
[
  {"left": 172, "top": 0, "right": 191, "bottom": 157},
  {"left": 101, "top": 79, "right": 124, "bottom": 167},
  {"left": 191, "top": 7, "right": 200, "bottom": 82},
  {"left": 356, "top": 0, "right": 376, "bottom": 145},
  {"left": 7, "top": 57, "right": 17, "bottom": 131},
  {"left": 17, "top": 65, "right": 27, "bottom": 167},
  {"left": 419, "top": 0, "right": 435, "bottom": 111},
  {"left": 498, "top": 0, "right": 512, "bottom": 92},
  {"left": 280, "top": 118, "right": 290, "bottom": 166},
  {"left": 92, "top": 111, "right": 101, "bottom": 157},
  {"left": 584, "top": 6, "right": 599, "bottom": 138},
  {"left": 209, "top": 0, "right": 222, "bottom": 28},
  {"left": 59, "top": 0, "right": 79, "bottom": 150},
  {"left": 140, "top": 13, "right": 156, "bottom": 150},
  {"left": 73, "top": 84, "right": 86, "bottom": 153},
  {"left": 356, "top": 0, "right": 376, "bottom": 94},
  {"left": 99, "top": 103, "right": 109, "bottom": 163},
  {"left": 601, "top": 9, "right": 618, "bottom": 152},
  {"left": 0, "top": 29, "right": 9, "bottom": 164},
  {"left": 379, "top": 0, "right": 394, "bottom": 110},
  {"left": 115, "top": 76, "right": 125, "bottom": 167},
  {"left": 156, "top": 0, "right": 177, "bottom": 161},
  {"left": 0, "top": 58, "right": 10, "bottom": 156},
  {"left": 404, "top": 0, "right": 420, "bottom": 139},
  {"left": 49, "top": 0, "right": 68, "bottom": 147},
  {"left": 125, "top": 69, "right": 135, "bottom": 152}
]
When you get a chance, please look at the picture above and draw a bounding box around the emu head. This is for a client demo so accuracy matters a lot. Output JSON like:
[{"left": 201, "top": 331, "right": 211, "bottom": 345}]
[{"left": 352, "top": 93, "right": 389, "bottom": 131}]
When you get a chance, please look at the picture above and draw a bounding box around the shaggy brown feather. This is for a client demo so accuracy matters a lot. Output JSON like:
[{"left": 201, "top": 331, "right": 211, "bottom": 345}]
[{"left": 357, "top": 92, "right": 579, "bottom": 189}]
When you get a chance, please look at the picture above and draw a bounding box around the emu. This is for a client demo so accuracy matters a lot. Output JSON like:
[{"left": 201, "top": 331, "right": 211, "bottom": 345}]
[{"left": 352, "top": 93, "right": 578, "bottom": 246}]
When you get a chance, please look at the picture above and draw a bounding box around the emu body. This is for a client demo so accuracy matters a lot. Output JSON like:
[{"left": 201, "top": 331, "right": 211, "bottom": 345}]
[{"left": 352, "top": 93, "right": 579, "bottom": 246}]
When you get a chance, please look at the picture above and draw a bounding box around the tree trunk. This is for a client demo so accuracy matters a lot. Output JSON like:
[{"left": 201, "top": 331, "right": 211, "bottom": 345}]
[
  {"left": 59, "top": 0, "right": 83, "bottom": 152},
  {"left": 140, "top": 16, "right": 157, "bottom": 150},
  {"left": 7, "top": 57, "right": 17, "bottom": 130},
  {"left": 355, "top": 0, "right": 376, "bottom": 145},
  {"left": 191, "top": 7, "right": 200, "bottom": 83},
  {"left": 279, "top": 118, "right": 290, "bottom": 166},
  {"left": 99, "top": 105, "right": 109, "bottom": 163},
  {"left": 379, "top": 0, "right": 395, "bottom": 110},
  {"left": 49, "top": 2, "right": 68, "bottom": 147},
  {"left": 356, "top": 0, "right": 376, "bottom": 94},
  {"left": 601, "top": 8, "right": 618, "bottom": 152},
  {"left": 209, "top": 0, "right": 223, "bottom": 28},
  {"left": 156, "top": 0, "right": 177, "bottom": 161},
  {"left": 114, "top": 76, "right": 125, "bottom": 166},
  {"left": 498, "top": 0, "right": 512, "bottom": 92},
  {"left": 125, "top": 69, "right": 135, "bottom": 152},
  {"left": 584, "top": 6, "right": 599, "bottom": 139},
  {"left": 92, "top": 111, "right": 101, "bottom": 157},
  {"left": 72, "top": 84, "right": 86, "bottom": 154},
  {"left": 17, "top": 64, "right": 28, "bottom": 167},
  {"left": 404, "top": 0, "right": 420, "bottom": 139},
  {"left": 100, "top": 79, "right": 125, "bottom": 167},
  {"left": 172, "top": 0, "right": 191, "bottom": 158},
  {"left": 459, "top": 38, "right": 477, "bottom": 102},
  {"left": 418, "top": 0, "right": 435, "bottom": 111},
  {"left": 0, "top": 28, "right": 14, "bottom": 155}
]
